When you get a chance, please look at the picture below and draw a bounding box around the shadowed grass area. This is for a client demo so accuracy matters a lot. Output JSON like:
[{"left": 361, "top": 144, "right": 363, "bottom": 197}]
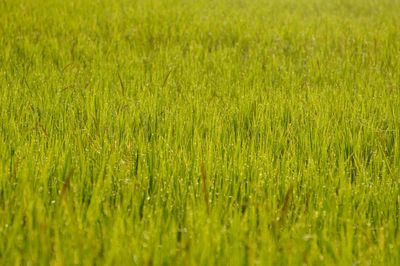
[{"left": 0, "top": 0, "right": 399, "bottom": 265}]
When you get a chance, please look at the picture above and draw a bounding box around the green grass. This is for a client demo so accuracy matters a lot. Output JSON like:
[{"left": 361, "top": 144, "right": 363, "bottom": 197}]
[{"left": 1, "top": 0, "right": 399, "bottom": 265}]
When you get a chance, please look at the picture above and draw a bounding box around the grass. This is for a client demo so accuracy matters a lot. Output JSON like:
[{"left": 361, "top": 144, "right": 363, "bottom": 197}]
[{"left": 0, "top": 0, "right": 399, "bottom": 265}]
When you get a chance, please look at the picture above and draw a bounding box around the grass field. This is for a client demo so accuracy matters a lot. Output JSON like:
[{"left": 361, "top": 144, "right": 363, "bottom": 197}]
[{"left": 1, "top": 0, "right": 400, "bottom": 265}]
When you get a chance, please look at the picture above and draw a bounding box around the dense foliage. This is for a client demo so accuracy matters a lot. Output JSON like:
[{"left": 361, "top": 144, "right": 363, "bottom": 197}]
[{"left": 0, "top": 0, "right": 399, "bottom": 265}]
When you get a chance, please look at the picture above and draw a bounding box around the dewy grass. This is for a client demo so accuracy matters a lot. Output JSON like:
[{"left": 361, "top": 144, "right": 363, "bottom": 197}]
[{"left": 0, "top": 0, "right": 399, "bottom": 265}]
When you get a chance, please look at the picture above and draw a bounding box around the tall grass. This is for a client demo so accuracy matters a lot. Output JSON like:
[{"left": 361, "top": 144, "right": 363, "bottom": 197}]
[{"left": 0, "top": 0, "right": 399, "bottom": 265}]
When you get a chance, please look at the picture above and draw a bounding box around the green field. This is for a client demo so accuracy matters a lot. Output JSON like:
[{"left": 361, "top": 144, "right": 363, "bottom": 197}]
[{"left": 1, "top": 0, "right": 399, "bottom": 265}]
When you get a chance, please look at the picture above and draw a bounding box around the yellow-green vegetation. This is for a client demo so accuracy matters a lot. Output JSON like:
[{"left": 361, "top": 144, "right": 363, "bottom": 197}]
[{"left": 1, "top": 0, "right": 399, "bottom": 265}]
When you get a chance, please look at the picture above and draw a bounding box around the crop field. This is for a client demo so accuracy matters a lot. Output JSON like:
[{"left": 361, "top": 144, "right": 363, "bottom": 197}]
[{"left": 0, "top": 0, "right": 399, "bottom": 265}]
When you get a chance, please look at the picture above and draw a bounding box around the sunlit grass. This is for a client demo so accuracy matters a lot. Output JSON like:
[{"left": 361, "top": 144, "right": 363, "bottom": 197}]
[{"left": 0, "top": 0, "right": 399, "bottom": 265}]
